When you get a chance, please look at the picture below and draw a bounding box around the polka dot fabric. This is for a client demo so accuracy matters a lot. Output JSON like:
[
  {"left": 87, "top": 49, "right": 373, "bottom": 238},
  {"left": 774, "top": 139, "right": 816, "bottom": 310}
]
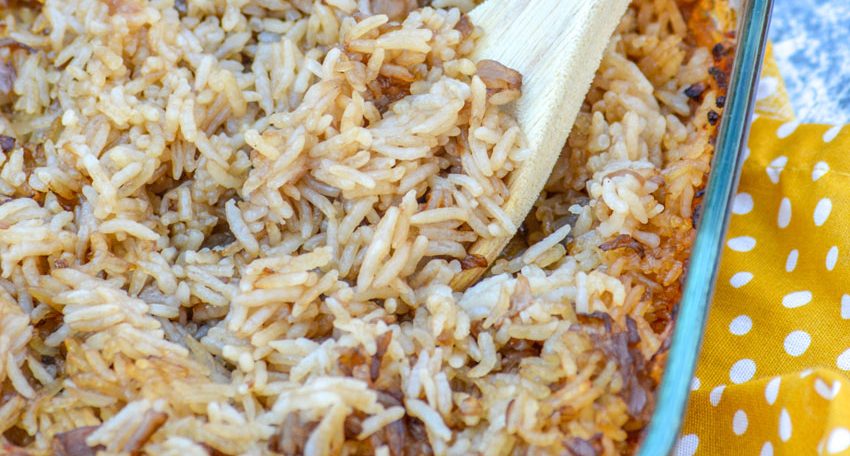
[{"left": 678, "top": 53, "right": 850, "bottom": 455}]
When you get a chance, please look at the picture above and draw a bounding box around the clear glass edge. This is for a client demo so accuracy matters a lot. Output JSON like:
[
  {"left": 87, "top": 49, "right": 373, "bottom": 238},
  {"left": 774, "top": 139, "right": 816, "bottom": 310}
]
[{"left": 636, "top": 0, "right": 774, "bottom": 454}]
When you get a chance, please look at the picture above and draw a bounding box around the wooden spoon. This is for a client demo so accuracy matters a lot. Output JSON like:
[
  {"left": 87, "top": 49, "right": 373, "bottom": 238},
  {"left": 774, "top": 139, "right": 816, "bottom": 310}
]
[{"left": 450, "top": 0, "right": 631, "bottom": 290}]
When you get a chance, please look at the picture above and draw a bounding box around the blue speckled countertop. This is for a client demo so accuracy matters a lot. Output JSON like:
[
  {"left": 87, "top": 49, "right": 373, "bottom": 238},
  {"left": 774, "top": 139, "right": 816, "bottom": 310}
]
[{"left": 769, "top": 0, "right": 850, "bottom": 124}]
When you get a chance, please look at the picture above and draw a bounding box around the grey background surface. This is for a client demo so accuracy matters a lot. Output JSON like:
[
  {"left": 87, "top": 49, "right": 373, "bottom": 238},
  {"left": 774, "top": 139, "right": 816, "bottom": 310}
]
[{"left": 769, "top": 0, "right": 850, "bottom": 124}]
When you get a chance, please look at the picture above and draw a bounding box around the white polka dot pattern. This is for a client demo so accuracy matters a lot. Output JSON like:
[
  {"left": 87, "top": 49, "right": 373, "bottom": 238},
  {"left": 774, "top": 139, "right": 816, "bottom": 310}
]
[
  {"left": 675, "top": 434, "right": 699, "bottom": 456},
  {"left": 680, "top": 108, "right": 850, "bottom": 454},
  {"left": 733, "top": 193, "right": 754, "bottom": 215},
  {"left": 733, "top": 410, "right": 748, "bottom": 435},
  {"left": 729, "top": 315, "right": 753, "bottom": 336},
  {"left": 824, "top": 125, "right": 843, "bottom": 143},
  {"left": 779, "top": 408, "right": 792, "bottom": 442},
  {"left": 757, "top": 77, "right": 778, "bottom": 101},
  {"left": 827, "top": 428, "right": 850, "bottom": 454},
  {"left": 785, "top": 249, "right": 799, "bottom": 272},
  {"left": 837, "top": 349, "right": 850, "bottom": 371},
  {"left": 813, "top": 161, "right": 830, "bottom": 181},
  {"left": 815, "top": 378, "right": 841, "bottom": 400},
  {"left": 777, "top": 197, "right": 791, "bottom": 228},
  {"left": 730, "top": 359, "right": 756, "bottom": 384},
  {"left": 782, "top": 291, "right": 812, "bottom": 309},
  {"left": 776, "top": 121, "right": 800, "bottom": 139},
  {"left": 710, "top": 385, "right": 726, "bottom": 407},
  {"left": 827, "top": 246, "right": 839, "bottom": 271},
  {"left": 728, "top": 236, "right": 757, "bottom": 252},
  {"left": 842, "top": 295, "right": 850, "bottom": 319},
  {"left": 765, "top": 377, "right": 781, "bottom": 405},
  {"left": 766, "top": 156, "right": 788, "bottom": 184},
  {"left": 814, "top": 198, "right": 833, "bottom": 226},
  {"left": 691, "top": 377, "right": 701, "bottom": 391},
  {"left": 783, "top": 331, "right": 811, "bottom": 357},
  {"left": 730, "top": 272, "right": 753, "bottom": 288}
]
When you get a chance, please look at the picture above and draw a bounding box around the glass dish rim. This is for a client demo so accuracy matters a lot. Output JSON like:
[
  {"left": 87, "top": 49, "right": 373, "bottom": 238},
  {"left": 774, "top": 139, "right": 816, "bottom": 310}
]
[{"left": 636, "top": 0, "right": 775, "bottom": 454}]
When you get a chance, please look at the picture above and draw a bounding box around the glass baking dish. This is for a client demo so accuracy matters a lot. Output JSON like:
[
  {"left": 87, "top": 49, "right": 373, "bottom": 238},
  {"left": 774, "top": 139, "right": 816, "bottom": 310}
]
[{"left": 636, "top": 0, "right": 774, "bottom": 454}]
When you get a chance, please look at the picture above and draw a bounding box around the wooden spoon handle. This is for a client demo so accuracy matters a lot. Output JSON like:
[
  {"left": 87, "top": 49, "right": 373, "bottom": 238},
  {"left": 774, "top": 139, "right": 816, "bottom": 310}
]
[{"left": 451, "top": 0, "right": 631, "bottom": 290}]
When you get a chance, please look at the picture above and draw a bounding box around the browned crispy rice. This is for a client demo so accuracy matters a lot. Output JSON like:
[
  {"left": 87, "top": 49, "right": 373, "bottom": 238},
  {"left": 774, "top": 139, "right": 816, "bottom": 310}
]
[{"left": 0, "top": 0, "right": 733, "bottom": 454}]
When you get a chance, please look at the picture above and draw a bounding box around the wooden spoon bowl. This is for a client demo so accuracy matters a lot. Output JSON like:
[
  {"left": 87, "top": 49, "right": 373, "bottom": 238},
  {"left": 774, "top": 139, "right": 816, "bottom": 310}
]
[{"left": 451, "top": 0, "right": 631, "bottom": 290}]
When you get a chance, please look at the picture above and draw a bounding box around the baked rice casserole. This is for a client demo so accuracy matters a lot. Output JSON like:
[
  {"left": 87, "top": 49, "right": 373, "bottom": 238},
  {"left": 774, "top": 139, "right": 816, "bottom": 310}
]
[{"left": 0, "top": 0, "right": 734, "bottom": 454}]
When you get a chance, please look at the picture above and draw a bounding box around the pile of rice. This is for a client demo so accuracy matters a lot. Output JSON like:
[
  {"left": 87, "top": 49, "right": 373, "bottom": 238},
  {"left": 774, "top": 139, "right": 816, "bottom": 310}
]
[{"left": 0, "top": 0, "right": 732, "bottom": 454}]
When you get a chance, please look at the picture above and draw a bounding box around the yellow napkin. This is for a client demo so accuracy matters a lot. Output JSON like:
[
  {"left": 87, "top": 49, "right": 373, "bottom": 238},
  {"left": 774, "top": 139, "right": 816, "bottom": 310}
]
[{"left": 677, "top": 44, "right": 850, "bottom": 455}]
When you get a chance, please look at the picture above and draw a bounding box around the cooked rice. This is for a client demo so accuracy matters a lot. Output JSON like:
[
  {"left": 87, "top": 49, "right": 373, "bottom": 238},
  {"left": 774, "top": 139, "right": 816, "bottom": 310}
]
[{"left": 0, "top": 0, "right": 732, "bottom": 454}]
